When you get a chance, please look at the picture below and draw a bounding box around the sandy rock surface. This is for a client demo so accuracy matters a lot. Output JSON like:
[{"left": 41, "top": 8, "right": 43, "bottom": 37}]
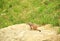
[{"left": 0, "top": 23, "right": 60, "bottom": 41}]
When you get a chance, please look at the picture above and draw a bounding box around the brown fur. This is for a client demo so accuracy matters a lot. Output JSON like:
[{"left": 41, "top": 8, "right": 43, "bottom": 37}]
[{"left": 27, "top": 23, "right": 41, "bottom": 32}]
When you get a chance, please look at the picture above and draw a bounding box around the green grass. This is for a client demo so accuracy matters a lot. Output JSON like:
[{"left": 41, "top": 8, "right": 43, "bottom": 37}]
[{"left": 0, "top": 0, "right": 60, "bottom": 28}]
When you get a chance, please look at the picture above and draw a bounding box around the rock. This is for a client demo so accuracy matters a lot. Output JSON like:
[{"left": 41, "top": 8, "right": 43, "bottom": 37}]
[
  {"left": 0, "top": 23, "right": 31, "bottom": 41},
  {"left": 0, "top": 23, "right": 30, "bottom": 31},
  {"left": 0, "top": 24, "right": 60, "bottom": 41},
  {"left": 37, "top": 24, "right": 57, "bottom": 33},
  {"left": 53, "top": 26, "right": 60, "bottom": 34},
  {"left": 20, "top": 30, "right": 57, "bottom": 41}
]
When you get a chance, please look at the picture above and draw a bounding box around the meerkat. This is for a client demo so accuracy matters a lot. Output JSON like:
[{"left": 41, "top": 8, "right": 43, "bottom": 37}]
[{"left": 27, "top": 22, "right": 41, "bottom": 32}]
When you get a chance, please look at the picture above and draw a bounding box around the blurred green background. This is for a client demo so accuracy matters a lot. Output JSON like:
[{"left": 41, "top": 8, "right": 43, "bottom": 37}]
[{"left": 0, "top": 0, "right": 60, "bottom": 28}]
